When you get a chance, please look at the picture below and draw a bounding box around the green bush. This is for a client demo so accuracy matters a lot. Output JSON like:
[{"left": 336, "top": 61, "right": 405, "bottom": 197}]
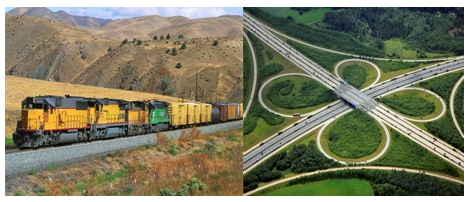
[
  {"left": 266, "top": 50, "right": 273, "bottom": 60},
  {"left": 168, "top": 148, "right": 177, "bottom": 156},
  {"left": 28, "top": 168, "right": 36, "bottom": 175}
]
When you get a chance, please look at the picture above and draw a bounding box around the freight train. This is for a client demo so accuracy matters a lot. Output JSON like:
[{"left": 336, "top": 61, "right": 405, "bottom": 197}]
[{"left": 12, "top": 95, "right": 243, "bottom": 149}]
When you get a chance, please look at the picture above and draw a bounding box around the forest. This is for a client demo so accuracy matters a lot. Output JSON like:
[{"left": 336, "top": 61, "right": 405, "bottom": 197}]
[
  {"left": 376, "top": 96, "right": 435, "bottom": 117},
  {"left": 321, "top": 8, "right": 464, "bottom": 55},
  {"left": 286, "top": 168, "right": 463, "bottom": 196},
  {"left": 245, "top": 8, "right": 385, "bottom": 57},
  {"left": 267, "top": 79, "right": 337, "bottom": 109},
  {"left": 243, "top": 140, "right": 341, "bottom": 193},
  {"left": 342, "top": 65, "right": 367, "bottom": 88}
]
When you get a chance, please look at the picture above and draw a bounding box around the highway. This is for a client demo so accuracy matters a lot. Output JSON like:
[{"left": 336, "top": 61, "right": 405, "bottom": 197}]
[{"left": 243, "top": 12, "right": 464, "bottom": 172}]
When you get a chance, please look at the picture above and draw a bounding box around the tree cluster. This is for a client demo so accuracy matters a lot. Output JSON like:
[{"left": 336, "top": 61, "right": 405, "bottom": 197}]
[
  {"left": 266, "top": 50, "right": 273, "bottom": 60},
  {"left": 243, "top": 140, "right": 341, "bottom": 193},
  {"left": 327, "top": 110, "right": 382, "bottom": 158},
  {"left": 342, "top": 65, "right": 367, "bottom": 88},
  {"left": 376, "top": 96, "right": 435, "bottom": 117},
  {"left": 267, "top": 79, "right": 337, "bottom": 109}
]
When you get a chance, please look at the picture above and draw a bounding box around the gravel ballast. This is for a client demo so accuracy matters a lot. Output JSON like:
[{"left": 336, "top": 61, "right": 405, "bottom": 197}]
[{"left": 5, "top": 121, "right": 242, "bottom": 176}]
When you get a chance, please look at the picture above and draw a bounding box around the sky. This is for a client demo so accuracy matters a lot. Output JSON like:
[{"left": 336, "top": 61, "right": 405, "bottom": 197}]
[{"left": 4, "top": 7, "right": 243, "bottom": 20}]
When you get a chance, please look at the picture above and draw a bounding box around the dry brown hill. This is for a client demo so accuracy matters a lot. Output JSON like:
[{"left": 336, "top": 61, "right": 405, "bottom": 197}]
[
  {"left": 7, "top": 7, "right": 112, "bottom": 27},
  {"left": 5, "top": 15, "right": 119, "bottom": 83},
  {"left": 5, "top": 14, "right": 243, "bottom": 105},
  {"left": 72, "top": 36, "right": 243, "bottom": 103},
  {"left": 85, "top": 15, "right": 243, "bottom": 41}
]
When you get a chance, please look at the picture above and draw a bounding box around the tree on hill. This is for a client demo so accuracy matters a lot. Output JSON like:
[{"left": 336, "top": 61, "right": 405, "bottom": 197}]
[
  {"left": 181, "top": 42, "right": 186, "bottom": 49},
  {"left": 166, "top": 33, "right": 171, "bottom": 40},
  {"left": 153, "top": 35, "right": 158, "bottom": 40},
  {"left": 172, "top": 47, "right": 177, "bottom": 56},
  {"left": 178, "top": 34, "right": 184, "bottom": 39},
  {"left": 137, "top": 39, "right": 142, "bottom": 45},
  {"left": 157, "top": 75, "right": 177, "bottom": 95},
  {"left": 121, "top": 38, "right": 128, "bottom": 45},
  {"left": 212, "top": 40, "right": 218, "bottom": 46},
  {"left": 132, "top": 38, "right": 136, "bottom": 44},
  {"left": 175, "top": 62, "right": 182, "bottom": 69},
  {"left": 160, "top": 34, "right": 164, "bottom": 40}
]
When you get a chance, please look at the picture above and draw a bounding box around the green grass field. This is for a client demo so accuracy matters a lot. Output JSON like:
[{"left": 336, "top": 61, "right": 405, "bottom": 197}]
[
  {"left": 243, "top": 117, "right": 298, "bottom": 151},
  {"left": 261, "top": 75, "right": 335, "bottom": 115},
  {"left": 379, "top": 89, "right": 443, "bottom": 120},
  {"left": 281, "top": 8, "right": 333, "bottom": 24},
  {"left": 336, "top": 61, "right": 378, "bottom": 90},
  {"left": 384, "top": 38, "right": 455, "bottom": 60},
  {"left": 257, "top": 179, "right": 374, "bottom": 196}
]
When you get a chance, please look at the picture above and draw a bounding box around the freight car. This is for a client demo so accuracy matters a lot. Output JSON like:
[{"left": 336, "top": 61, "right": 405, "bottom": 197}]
[{"left": 13, "top": 95, "right": 243, "bottom": 149}]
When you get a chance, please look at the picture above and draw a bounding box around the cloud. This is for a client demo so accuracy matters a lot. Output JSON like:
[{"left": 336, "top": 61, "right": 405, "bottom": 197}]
[{"left": 53, "top": 7, "right": 242, "bottom": 20}]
